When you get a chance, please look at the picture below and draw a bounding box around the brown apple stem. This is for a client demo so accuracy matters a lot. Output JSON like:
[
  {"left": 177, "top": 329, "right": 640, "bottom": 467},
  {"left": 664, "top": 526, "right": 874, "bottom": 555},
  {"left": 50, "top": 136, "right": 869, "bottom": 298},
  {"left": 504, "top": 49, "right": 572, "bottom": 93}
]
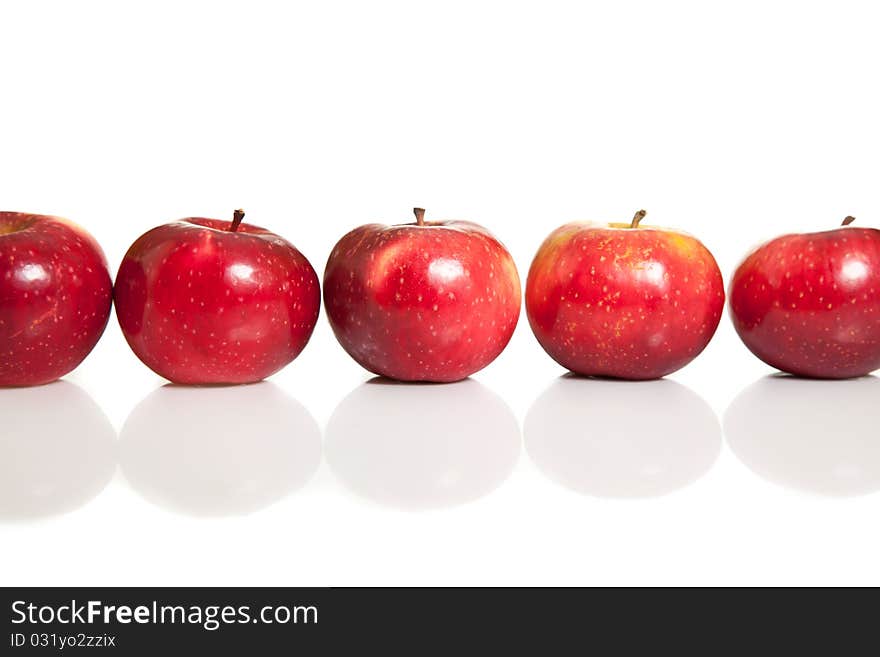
[
  {"left": 414, "top": 207, "right": 426, "bottom": 226},
  {"left": 842, "top": 215, "right": 856, "bottom": 226},
  {"left": 230, "top": 209, "right": 245, "bottom": 232},
  {"left": 630, "top": 209, "right": 647, "bottom": 228}
]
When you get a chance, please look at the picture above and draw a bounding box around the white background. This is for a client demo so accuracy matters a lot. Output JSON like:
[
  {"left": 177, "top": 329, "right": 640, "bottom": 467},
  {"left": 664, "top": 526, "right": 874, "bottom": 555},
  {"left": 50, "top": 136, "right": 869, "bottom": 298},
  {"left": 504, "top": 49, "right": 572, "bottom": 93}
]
[{"left": 2, "top": 0, "right": 880, "bottom": 586}]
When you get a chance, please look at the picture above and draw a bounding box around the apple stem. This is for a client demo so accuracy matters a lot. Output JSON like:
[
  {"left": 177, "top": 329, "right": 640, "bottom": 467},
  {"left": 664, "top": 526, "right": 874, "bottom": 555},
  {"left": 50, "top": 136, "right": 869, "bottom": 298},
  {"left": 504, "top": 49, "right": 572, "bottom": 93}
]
[
  {"left": 414, "top": 207, "right": 426, "bottom": 226},
  {"left": 230, "top": 209, "right": 245, "bottom": 232},
  {"left": 630, "top": 209, "right": 647, "bottom": 228},
  {"left": 842, "top": 216, "right": 856, "bottom": 226}
]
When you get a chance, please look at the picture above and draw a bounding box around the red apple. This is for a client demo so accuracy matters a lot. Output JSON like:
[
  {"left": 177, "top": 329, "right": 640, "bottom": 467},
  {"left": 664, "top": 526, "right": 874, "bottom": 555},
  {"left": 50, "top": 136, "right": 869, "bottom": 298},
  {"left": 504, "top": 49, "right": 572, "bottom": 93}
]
[
  {"left": 0, "top": 211, "right": 112, "bottom": 386},
  {"left": 323, "top": 208, "right": 521, "bottom": 382},
  {"left": 526, "top": 210, "right": 725, "bottom": 379},
  {"left": 729, "top": 216, "right": 880, "bottom": 378},
  {"left": 114, "top": 209, "right": 320, "bottom": 384}
]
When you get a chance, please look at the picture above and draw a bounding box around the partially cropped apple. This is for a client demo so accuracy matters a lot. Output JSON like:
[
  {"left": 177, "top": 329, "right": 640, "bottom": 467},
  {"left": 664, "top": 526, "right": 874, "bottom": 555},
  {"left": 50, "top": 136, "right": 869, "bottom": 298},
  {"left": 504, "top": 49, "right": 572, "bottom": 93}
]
[
  {"left": 730, "top": 216, "right": 880, "bottom": 378},
  {"left": 114, "top": 210, "right": 320, "bottom": 384},
  {"left": 526, "top": 210, "right": 724, "bottom": 379},
  {"left": 0, "top": 211, "right": 112, "bottom": 386},
  {"left": 323, "top": 208, "right": 521, "bottom": 382}
]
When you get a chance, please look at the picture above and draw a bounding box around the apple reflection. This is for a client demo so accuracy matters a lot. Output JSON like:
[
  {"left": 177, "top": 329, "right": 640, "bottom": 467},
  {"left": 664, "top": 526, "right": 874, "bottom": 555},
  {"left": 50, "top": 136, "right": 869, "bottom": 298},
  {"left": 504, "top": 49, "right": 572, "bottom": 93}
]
[
  {"left": 525, "top": 376, "right": 721, "bottom": 498},
  {"left": 119, "top": 383, "right": 321, "bottom": 516},
  {"left": 325, "top": 378, "right": 520, "bottom": 510},
  {"left": 725, "top": 375, "right": 880, "bottom": 497},
  {"left": 0, "top": 382, "right": 116, "bottom": 520}
]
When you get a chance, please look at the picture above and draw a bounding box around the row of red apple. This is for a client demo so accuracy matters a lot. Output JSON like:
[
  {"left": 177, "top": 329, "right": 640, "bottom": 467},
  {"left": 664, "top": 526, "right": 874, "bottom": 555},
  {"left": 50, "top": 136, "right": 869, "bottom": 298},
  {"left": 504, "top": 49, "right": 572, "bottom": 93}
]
[{"left": 2, "top": 208, "right": 878, "bottom": 387}]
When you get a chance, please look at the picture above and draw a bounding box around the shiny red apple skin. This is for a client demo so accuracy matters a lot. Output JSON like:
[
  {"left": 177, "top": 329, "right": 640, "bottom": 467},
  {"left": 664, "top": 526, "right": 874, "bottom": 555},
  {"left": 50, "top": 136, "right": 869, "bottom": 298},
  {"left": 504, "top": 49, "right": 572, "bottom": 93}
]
[
  {"left": 114, "top": 217, "right": 320, "bottom": 385},
  {"left": 0, "top": 212, "right": 112, "bottom": 387},
  {"left": 323, "top": 219, "right": 521, "bottom": 382},
  {"left": 526, "top": 222, "right": 725, "bottom": 380},
  {"left": 730, "top": 225, "right": 880, "bottom": 378}
]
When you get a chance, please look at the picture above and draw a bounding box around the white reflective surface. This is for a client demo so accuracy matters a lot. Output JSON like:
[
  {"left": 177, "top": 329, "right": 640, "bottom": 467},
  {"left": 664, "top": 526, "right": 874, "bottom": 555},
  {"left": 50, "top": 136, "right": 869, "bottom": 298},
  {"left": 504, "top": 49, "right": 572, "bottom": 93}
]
[
  {"left": 119, "top": 383, "right": 322, "bottom": 516},
  {"left": 6, "top": 338, "right": 880, "bottom": 587},
  {"left": 725, "top": 375, "right": 880, "bottom": 497},
  {"left": 0, "top": 382, "right": 116, "bottom": 521},
  {"left": 325, "top": 378, "right": 520, "bottom": 510},
  {"left": 525, "top": 376, "right": 721, "bottom": 498}
]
